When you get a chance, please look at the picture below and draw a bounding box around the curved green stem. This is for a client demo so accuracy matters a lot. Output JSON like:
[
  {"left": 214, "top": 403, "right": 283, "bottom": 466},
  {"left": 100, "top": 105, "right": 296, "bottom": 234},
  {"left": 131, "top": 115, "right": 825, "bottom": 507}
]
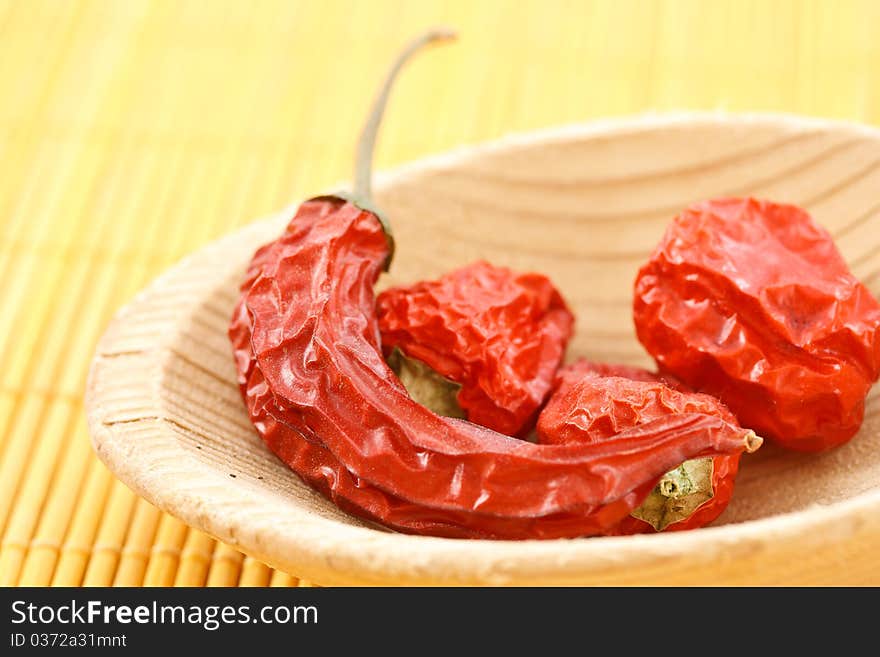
[{"left": 354, "top": 28, "right": 456, "bottom": 201}]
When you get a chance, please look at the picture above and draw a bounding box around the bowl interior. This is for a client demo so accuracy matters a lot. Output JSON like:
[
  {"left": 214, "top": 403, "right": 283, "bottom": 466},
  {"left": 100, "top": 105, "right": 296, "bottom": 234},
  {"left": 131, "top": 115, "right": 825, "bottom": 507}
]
[{"left": 93, "top": 114, "right": 880, "bottom": 584}]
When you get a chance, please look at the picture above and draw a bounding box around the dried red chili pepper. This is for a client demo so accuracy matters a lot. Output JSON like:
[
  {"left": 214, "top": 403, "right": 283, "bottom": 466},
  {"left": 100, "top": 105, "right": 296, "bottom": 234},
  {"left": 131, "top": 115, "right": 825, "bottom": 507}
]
[
  {"left": 376, "top": 261, "right": 574, "bottom": 437},
  {"left": 555, "top": 359, "right": 688, "bottom": 392},
  {"left": 634, "top": 198, "right": 880, "bottom": 452},
  {"left": 228, "top": 30, "right": 760, "bottom": 539},
  {"left": 538, "top": 360, "right": 748, "bottom": 533}
]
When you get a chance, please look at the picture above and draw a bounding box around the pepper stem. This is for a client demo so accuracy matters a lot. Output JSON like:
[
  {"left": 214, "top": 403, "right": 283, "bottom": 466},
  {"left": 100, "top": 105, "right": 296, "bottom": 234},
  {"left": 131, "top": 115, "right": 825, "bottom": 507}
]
[{"left": 354, "top": 28, "right": 457, "bottom": 201}]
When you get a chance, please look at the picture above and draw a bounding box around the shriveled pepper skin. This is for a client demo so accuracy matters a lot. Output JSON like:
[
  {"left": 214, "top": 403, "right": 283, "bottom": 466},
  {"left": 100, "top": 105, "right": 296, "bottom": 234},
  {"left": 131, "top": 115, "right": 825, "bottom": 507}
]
[
  {"left": 634, "top": 198, "right": 880, "bottom": 452},
  {"left": 376, "top": 261, "right": 574, "bottom": 437},
  {"left": 537, "top": 360, "right": 743, "bottom": 533},
  {"left": 556, "top": 359, "right": 689, "bottom": 393},
  {"left": 229, "top": 198, "right": 758, "bottom": 539}
]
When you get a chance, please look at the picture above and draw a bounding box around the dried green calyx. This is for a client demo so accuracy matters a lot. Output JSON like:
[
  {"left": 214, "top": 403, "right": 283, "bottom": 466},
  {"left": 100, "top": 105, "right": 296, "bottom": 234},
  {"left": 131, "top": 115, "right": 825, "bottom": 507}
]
[
  {"left": 630, "top": 457, "right": 714, "bottom": 531},
  {"left": 387, "top": 348, "right": 465, "bottom": 419}
]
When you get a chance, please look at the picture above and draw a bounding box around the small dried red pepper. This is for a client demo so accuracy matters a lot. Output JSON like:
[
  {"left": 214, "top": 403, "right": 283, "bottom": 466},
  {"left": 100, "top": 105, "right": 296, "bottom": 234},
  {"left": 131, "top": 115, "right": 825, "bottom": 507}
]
[
  {"left": 228, "top": 31, "right": 760, "bottom": 539},
  {"left": 376, "top": 261, "right": 574, "bottom": 436},
  {"left": 634, "top": 198, "right": 880, "bottom": 451},
  {"left": 556, "top": 359, "right": 689, "bottom": 392},
  {"left": 537, "top": 360, "right": 750, "bottom": 533}
]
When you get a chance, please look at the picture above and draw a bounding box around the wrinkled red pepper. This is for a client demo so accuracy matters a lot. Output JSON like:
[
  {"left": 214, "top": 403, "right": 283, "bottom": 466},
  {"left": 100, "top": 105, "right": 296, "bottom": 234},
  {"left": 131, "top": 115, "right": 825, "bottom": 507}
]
[
  {"left": 230, "top": 198, "right": 759, "bottom": 538},
  {"left": 227, "top": 31, "right": 761, "bottom": 540},
  {"left": 538, "top": 360, "right": 746, "bottom": 533},
  {"left": 634, "top": 198, "right": 880, "bottom": 451},
  {"left": 555, "top": 359, "right": 688, "bottom": 392},
  {"left": 376, "top": 261, "right": 574, "bottom": 437}
]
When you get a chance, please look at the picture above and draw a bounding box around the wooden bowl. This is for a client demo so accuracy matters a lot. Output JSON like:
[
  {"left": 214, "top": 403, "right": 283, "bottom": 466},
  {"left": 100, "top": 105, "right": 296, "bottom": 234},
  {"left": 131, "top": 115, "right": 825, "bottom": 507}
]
[{"left": 86, "top": 114, "right": 880, "bottom": 585}]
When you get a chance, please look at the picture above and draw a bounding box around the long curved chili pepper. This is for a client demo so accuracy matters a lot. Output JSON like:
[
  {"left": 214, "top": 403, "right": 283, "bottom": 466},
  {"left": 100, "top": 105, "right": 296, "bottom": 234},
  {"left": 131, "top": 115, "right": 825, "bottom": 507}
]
[
  {"left": 231, "top": 333, "right": 653, "bottom": 538},
  {"left": 376, "top": 260, "right": 574, "bottom": 437},
  {"left": 538, "top": 360, "right": 745, "bottom": 533},
  {"left": 634, "top": 198, "right": 880, "bottom": 452},
  {"left": 229, "top": 30, "right": 761, "bottom": 538}
]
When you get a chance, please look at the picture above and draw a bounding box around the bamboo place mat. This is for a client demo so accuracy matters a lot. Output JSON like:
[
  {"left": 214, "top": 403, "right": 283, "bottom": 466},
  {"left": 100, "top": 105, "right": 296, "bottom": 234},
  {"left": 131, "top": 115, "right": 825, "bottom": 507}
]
[{"left": 1, "top": 0, "right": 879, "bottom": 588}]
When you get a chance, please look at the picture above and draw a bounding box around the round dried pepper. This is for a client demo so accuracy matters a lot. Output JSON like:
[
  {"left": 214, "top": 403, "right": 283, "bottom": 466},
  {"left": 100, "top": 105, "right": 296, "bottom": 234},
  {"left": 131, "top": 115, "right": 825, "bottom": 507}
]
[
  {"left": 377, "top": 261, "right": 574, "bottom": 437},
  {"left": 537, "top": 360, "right": 750, "bottom": 533},
  {"left": 634, "top": 198, "right": 880, "bottom": 452}
]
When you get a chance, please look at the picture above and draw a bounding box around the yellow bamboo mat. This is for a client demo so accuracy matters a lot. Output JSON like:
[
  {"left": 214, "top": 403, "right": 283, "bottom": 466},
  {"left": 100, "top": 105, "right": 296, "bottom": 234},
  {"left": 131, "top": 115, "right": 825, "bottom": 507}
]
[{"left": 1, "top": 0, "right": 879, "bottom": 588}]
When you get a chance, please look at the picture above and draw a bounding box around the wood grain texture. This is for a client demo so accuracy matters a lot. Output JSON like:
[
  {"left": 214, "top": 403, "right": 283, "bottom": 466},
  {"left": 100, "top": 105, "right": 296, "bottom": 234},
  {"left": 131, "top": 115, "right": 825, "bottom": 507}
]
[{"left": 87, "top": 114, "right": 880, "bottom": 586}]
